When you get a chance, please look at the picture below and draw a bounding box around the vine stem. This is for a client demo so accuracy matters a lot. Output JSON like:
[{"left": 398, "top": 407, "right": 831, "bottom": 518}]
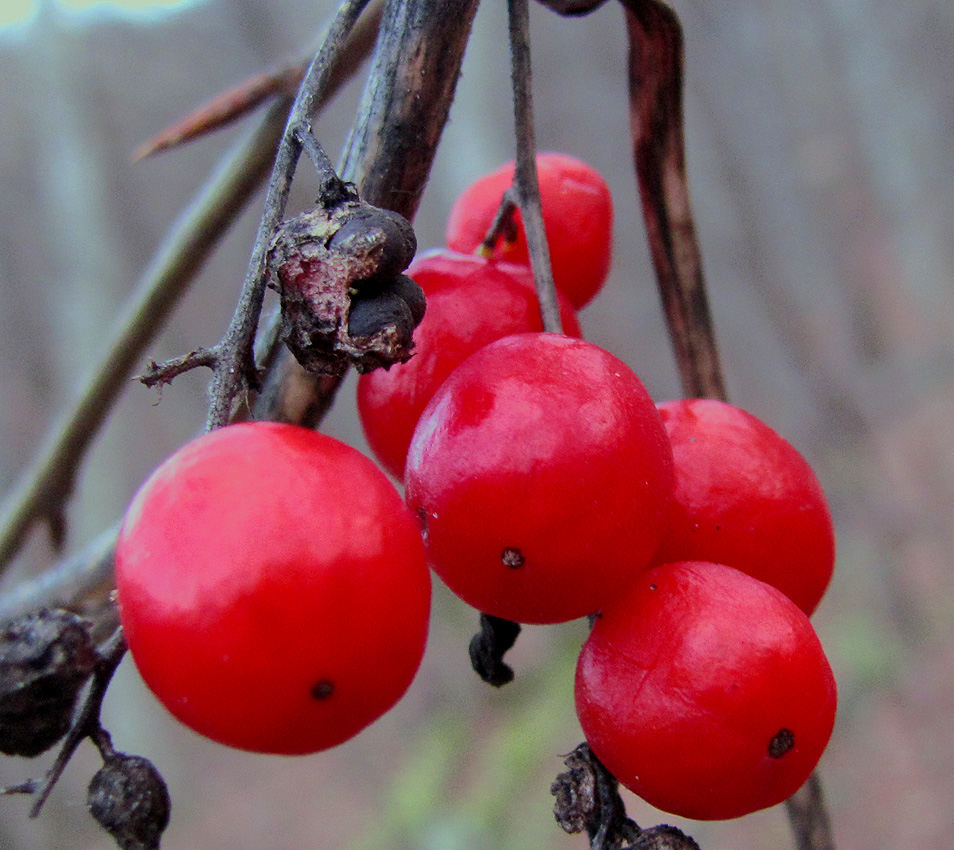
[
  {"left": 507, "top": 0, "right": 563, "bottom": 335},
  {"left": 203, "top": 0, "right": 374, "bottom": 431}
]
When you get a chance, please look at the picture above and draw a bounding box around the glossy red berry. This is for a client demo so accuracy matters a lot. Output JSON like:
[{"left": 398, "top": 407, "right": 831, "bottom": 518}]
[
  {"left": 576, "top": 560, "right": 837, "bottom": 821},
  {"left": 405, "top": 333, "right": 674, "bottom": 625},
  {"left": 115, "top": 422, "right": 430, "bottom": 755},
  {"left": 357, "top": 249, "right": 582, "bottom": 481},
  {"left": 445, "top": 152, "right": 613, "bottom": 309},
  {"left": 653, "top": 398, "right": 835, "bottom": 615}
]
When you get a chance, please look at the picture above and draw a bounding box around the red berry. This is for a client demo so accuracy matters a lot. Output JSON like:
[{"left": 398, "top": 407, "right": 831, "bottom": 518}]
[
  {"left": 653, "top": 399, "right": 835, "bottom": 614},
  {"left": 405, "top": 333, "right": 674, "bottom": 625},
  {"left": 576, "top": 561, "right": 837, "bottom": 821},
  {"left": 357, "top": 249, "right": 582, "bottom": 481},
  {"left": 115, "top": 422, "right": 430, "bottom": 755},
  {"left": 445, "top": 153, "right": 613, "bottom": 309}
]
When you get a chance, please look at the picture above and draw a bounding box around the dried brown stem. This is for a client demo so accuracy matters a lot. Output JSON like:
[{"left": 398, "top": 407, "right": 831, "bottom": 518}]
[{"left": 623, "top": 0, "right": 725, "bottom": 401}]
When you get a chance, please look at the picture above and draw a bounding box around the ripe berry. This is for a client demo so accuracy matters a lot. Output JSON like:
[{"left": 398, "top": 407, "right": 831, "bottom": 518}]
[
  {"left": 575, "top": 561, "right": 837, "bottom": 821},
  {"left": 115, "top": 422, "right": 430, "bottom": 755},
  {"left": 653, "top": 398, "right": 835, "bottom": 614},
  {"left": 445, "top": 153, "right": 613, "bottom": 309},
  {"left": 405, "top": 333, "right": 674, "bottom": 625},
  {"left": 357, "top": 249, "right": 582, "bottom": 480}
]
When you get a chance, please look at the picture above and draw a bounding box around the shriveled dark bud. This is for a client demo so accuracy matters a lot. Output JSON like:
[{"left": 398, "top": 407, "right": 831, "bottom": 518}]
[
  {"left": 348, "top": 291, "right": 414, "bottom": 341},
  {"left": 327, "top": 206, "right": 417, "bottom": 290},
  {"left": 0, "top": 609, "right": 97, "bottom": 757},
  {"left": 268, "top": 199, "right": 420, "bottom": 375},
  {"left": 534, "top": 0, "right": 607, "bottom": 15},
  {"left": 88, "top": 753, "right": 170, "bottom": 850},
  {"left": 391, "top": 274, "right": 426, "bottom": 327},
  {"left": 631, "top": 825, "right": 702, "bottom": 850}
]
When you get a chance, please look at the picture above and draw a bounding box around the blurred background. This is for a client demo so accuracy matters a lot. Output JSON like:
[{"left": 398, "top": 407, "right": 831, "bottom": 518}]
[{"left": 1, "top": 0, "right": 953, "bottom": 847}]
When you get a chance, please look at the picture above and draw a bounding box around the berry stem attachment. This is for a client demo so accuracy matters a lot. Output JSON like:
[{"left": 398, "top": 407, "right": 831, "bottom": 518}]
[
  {"left": 292, "top": 122, "right": 357, "bottom": 207},
  {"left": 479, "top": 187, "right": 520, "bottom": 255},
  {"left": 507, "top": 0, "right": 564, "bottom": 335}
]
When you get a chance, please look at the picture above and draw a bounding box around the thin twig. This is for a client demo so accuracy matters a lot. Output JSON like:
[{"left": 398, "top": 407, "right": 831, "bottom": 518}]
[
  {"left": 507, "top": 0, "right": 564, "bottom": 335},
  {"left": 133, "top": 0, "right": 384, "bottom": 160},
  {"left": 202, "top": 0, "right": 374, "bottom": 431},
  {"left": 0, "top": 98, "right": 291, "bottom": 576},
  {"left": 29, "top": 627, "right": 127, "bottom": 817}
]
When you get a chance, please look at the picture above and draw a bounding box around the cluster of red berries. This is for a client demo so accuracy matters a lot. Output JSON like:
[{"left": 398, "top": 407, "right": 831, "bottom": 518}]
[{"left": 114, "top": 153, "right": 836, "bottom": 824}]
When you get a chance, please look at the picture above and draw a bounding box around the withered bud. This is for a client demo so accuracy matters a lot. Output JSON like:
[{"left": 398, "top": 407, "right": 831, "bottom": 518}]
[
  {"left": 391, "top": 274, "right": 427, "bottom": 326},
  {"left": 551, "top": 745, "right": 597, "bottom": 834},
  {"left": 0, "top": 609, "right": 97, "bottom": 757},
  {"left": 88, "top": 753, "right": 171, "bottom": 850},
  {"left": 346, "top": 275, "right": 427, "bottom": 373},
  {"left": 268, "top": 199, "right": 422, "bottom": 376}
]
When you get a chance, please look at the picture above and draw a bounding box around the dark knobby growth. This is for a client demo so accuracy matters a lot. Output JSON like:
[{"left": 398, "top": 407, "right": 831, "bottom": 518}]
[
  {"left": 552, "top": 744, "right": 699, "bottom": 850},
  {"left": 0, "top": 609, "right": 97, "bottom": 757},
  {"left": 267, "top": 129, "right": 424, "bottom": 376},
  {"left": 88, "top": 750, "right": 171, "bottom": 850}
]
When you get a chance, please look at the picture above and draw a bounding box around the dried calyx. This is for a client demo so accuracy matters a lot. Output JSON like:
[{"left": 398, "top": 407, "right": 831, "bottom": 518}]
[
  {"left": 268, "top": 193, "right": 424, "bottom": 376},
  {"left": 0, "top": 609, "right": 98, "bottom": 758}
]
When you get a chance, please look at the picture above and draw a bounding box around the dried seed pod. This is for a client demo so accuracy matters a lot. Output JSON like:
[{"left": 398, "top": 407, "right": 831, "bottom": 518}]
[
  {"left": 0, "top": 609, "right": 97, "bottom": 757},
  {"left": 268, "top": 199, "right": 420, "bottom": 375},
  {"left": 88, "top": 753, "right": 170, "bottom": 850}
]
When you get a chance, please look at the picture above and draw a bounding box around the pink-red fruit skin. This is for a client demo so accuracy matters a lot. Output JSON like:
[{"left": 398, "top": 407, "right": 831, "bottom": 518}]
[
  {"left": 445, "top": 152, "right": 613, "bottom": 309},
  {"left": 654, "top": 398, "right": 835, "bottom": 615},
  {"left": 405, "top": 333, "right": 674, "bottom": 625},
  {"left": 357, "top": 249, "right": 582, "bottom": 481},
  {"left": 115, "top": 422, "right": 431, "bottom": 755},
  {"left": 576, "top": 561, "right": 837, "bottom": 821}
]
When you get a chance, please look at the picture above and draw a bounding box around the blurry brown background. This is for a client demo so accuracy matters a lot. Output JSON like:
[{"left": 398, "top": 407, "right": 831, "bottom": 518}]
[{"left": 1, "top": 0, "right": 953, "bottom": 847}]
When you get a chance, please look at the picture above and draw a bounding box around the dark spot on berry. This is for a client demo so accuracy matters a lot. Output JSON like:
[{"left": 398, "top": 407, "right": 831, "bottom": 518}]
[
  {"left": 715, "top": 525, "right": 722, "bottom": 531},
  {"left": 649, "top": 584, "right": 657, "bottom": 590},
  {"left": 416, "top": 507, "right": 428, "bottom": 537},
  {"left": 311, "top": 679, "right": 335, "bottom": 700},
  {"left": 502, "top": 548, "right": 525, "bottom": 569},
  {"left": 769, "top": 728, "right": 795, "bottom": 758}
]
